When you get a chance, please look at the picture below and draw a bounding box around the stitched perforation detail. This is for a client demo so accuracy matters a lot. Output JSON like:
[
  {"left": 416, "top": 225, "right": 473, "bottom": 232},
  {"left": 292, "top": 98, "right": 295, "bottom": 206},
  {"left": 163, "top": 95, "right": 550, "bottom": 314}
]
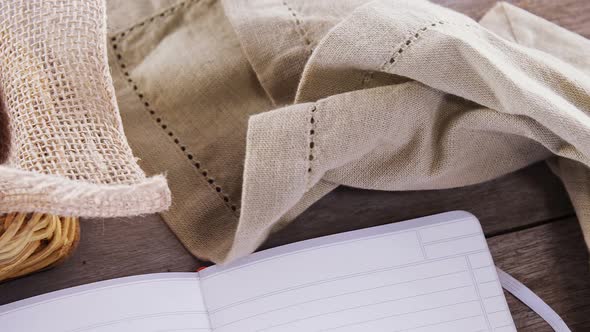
[
  {"left": 307, "top": 105, "right": 317, "bottom": 174},
  {"left": 110, "top": 15, "right": 239, "bottom": 214},
  {"left": 282, "top": 0, "right": 313, "bottom": 54},
  {"left": 361, "top": 20, "right": 450, "bottom": 88},
  {"left": 112, "top": 0, "right": 201, "bottom": 39},
  {"left": 386, "top": 20, "right": 446, "bottom": 68}
]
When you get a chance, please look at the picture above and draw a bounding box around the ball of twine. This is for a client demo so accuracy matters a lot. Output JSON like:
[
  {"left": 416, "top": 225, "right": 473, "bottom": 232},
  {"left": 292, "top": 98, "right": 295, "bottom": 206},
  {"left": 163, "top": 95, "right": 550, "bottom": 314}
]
[{"left": 0, "top": 213, "right": 80, "bottom": 282}]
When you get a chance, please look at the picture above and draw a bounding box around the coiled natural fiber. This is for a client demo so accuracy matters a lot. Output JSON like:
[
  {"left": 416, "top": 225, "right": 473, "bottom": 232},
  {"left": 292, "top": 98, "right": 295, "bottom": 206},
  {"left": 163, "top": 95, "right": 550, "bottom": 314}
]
[{"left": 0, "top": 213, "right": 79, "bottom": 282}]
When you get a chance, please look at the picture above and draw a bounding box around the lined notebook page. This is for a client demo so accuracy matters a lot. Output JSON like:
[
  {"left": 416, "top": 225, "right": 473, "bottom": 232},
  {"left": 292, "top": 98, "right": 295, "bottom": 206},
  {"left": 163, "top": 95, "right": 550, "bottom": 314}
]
[
  {"left": 199, "top": 211, "right": 516, "bottom": 332},
  {"left": 0, "top": 273, "right": 210, "bottom": 332}
]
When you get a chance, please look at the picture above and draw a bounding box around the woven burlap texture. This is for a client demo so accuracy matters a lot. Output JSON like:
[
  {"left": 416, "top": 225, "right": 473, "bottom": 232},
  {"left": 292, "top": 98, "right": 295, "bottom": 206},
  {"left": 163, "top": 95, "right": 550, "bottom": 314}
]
[
  {"left": 106, "top": 0, "right": 589, "bottom": 263},
  {"left": 0, "top": 0, "right": 170, "bottom": 217}
]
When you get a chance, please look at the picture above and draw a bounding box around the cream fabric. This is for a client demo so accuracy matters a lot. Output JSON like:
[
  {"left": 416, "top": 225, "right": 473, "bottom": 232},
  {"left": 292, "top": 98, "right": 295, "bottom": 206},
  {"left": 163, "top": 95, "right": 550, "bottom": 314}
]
[
  {"left": 479, "top": 2, "right": 590, "bottom": 251},
  {"left": 106, "top": 0, "right": 590, "bottom": 263},
  {"left": 0, "top": 0, "right": 170, "bottom": 217}
]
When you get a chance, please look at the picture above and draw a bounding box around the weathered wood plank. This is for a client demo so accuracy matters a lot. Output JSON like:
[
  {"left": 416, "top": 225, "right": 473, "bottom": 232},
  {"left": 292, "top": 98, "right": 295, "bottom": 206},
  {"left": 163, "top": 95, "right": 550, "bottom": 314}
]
[
  {"left": 264, "top": 162, "right": 572, "bottom": 249},
  {"left": 434, "top": 0, "right": 590, "bottom": 38},
  {"left": 0, "top": 214, "right": 197, "bottom": 305},
  {"left": 489, "top": 217, "right": 590, "bottom": 331},
  {"left": 0, "top": 163, "right": 574, "bottom": 304}
]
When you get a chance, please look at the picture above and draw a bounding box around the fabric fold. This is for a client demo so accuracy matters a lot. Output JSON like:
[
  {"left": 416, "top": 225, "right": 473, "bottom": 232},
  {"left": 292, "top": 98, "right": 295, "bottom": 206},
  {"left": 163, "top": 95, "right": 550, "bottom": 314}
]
[
  {"left": 219, "top": 0, "right": 590, "bottom": 263},
  {"left": 103, "top": 0, "right": 590, "bottom": 264},
  {"left": 221, "top": 0, "right": 370, "bottom": 105}
]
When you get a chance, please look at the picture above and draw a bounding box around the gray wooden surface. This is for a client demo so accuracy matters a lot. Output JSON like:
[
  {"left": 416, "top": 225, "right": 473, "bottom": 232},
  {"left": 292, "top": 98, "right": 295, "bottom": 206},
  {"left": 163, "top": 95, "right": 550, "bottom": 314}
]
[
  {"left": 1, "top": 0, "right": 590, "bottom": 331},
  {"left": 1, "top": 162, "right": 588, "bottom": 331},
  {"left": 490, "top": 217, "right": 590, "bottom": 331}
]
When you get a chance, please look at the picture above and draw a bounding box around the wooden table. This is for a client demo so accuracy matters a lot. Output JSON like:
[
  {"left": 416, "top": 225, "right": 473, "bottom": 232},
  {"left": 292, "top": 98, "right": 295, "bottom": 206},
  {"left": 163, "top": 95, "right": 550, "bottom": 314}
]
[{"left": 1, "top": 1, "right": 589, "bottom": 331}]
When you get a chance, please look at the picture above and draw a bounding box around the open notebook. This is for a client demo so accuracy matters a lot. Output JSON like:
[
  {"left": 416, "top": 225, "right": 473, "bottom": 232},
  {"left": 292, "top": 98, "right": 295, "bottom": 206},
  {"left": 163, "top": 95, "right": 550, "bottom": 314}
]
[{"left": 1, "top": 211, "right": 517, "bottom": 332}]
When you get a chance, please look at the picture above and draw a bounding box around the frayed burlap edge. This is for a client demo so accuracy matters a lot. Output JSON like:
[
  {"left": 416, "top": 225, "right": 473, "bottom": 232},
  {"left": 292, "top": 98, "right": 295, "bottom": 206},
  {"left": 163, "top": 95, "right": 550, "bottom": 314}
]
[{"left": 0, "top": 166, "right": 170, "bottom": 217}]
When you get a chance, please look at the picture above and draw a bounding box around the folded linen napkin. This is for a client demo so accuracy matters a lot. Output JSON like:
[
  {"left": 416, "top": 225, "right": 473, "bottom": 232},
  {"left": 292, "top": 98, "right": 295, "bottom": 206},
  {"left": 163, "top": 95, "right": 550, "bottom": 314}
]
[
  {"left": 224, "top": 0, "right": 590, "bottom": 261},
  {"left": 104, "top": 0, "right": 589, "bottom": 263}
]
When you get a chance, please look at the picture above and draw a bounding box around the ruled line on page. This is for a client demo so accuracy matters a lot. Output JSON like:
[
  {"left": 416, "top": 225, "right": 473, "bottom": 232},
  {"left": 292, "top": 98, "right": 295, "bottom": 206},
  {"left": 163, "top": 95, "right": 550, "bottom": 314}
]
[
  {"left": 466, "top": 257, "right": 493, "bottom": 330},
  {"left": 486, "top": 308, "right": 511, "bottom": 315},
  {"left": 494, "top": 323, "right": 517, "bottom": 330},
  {"left": 157, "top": 330, "right": 210, "bottom": 332},
  {"left": 201, "top": 217, "right": 475, "bottom": 281},
  {"left": 479, "top": 279, "right": 501, "bottom": 285},
  {"left": 417, "top": 218, "right": 473, "bottom": 233},
  {"left": 212, "top": 270, "right": 469, "bottom": 329},
  {"left": 255, "top": 298, "right": 481, "bottom": 332},
  {"left": 64, "top": 311, "right": 208, "bottom": 332},
  {"left": 0, "top": 277, "right": 198, "bottom": 317},
  {"left": 202, "top": 214, "right": 509, "bottom": 332},
  {"left": 201, "top": 231, "right": 416, "bottom": 281},
  {"left": 207, "top": 252, "right": 487, "bottom": 313},
  {"left": 423, "top": 235, "right": 487, "bottom": 259},
  {"left": 483, "top": 295, "right": 504, "bottom": 300},
  {"left": 202, "top": 217, "right": 486, "bottom": 314},
  {"left": 415, "top": 230, "right": 428, "bottom": 259},
  {"left": 322, "top": 313, "right": 484, "bottom": 332},
  {"left": 420, "top": 232, "right": 483, "bottom": 245}
]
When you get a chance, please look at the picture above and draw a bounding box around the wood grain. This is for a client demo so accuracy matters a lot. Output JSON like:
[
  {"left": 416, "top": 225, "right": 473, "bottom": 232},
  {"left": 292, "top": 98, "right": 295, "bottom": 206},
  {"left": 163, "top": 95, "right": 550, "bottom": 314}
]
[
  {"left": 489, "top": 217, "right": 590, "bottom": 331},
  {"left": 434, "top": 0, "right": 590, "bottom": 38},
  {"left": 0, "top": 214, "right": 197, "bottom": 304}
]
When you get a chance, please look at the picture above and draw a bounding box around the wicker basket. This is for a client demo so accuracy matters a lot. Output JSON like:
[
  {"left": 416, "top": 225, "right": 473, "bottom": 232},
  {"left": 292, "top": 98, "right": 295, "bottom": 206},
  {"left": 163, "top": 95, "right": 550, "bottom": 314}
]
[{"left": 0, "top": 213, "right": 79, "bottom": 282}]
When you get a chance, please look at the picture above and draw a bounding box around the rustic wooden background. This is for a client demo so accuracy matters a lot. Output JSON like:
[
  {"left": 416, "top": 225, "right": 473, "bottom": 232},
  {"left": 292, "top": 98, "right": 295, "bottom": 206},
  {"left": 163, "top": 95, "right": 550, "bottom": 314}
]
[{"left": 1, "top": 1, "right": 589, "bottom": 331}]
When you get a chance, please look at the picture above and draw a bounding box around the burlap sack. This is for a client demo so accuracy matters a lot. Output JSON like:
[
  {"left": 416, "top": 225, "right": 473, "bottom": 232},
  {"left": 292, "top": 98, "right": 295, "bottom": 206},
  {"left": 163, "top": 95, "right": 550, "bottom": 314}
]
[
  {"left": 0, "top": 0, "right": 170, "bottom": 217},
  {"left": 105, "top": 0, "right": 590, "bottom": 264}
]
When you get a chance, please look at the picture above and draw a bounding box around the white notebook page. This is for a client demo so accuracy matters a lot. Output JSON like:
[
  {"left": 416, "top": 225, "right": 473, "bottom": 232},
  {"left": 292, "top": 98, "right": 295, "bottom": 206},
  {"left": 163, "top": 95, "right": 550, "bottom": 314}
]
[
  {"left": 199, "top": 211, "right": 516, "bottom": 332},
  {"left": 0, "top": 211, "right": 517, "bottom": 332},
  {"left": 0, "top": 273, "right": 210, "bottom": 332}
]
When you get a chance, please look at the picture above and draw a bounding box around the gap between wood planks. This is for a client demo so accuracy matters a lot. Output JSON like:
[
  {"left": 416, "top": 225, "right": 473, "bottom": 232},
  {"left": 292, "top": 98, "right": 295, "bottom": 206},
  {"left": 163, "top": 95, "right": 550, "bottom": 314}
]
[{"left": 486, "top": 213, "right": 577, "bottom": 238}]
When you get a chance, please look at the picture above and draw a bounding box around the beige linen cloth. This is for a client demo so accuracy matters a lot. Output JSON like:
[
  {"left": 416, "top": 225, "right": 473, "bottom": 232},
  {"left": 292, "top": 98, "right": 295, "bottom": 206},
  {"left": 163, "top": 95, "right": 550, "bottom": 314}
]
[
  {"left": 104, "top": 0, "right": 590, "bottom": 263},
  {"left": 8, "top": 0, "right": 589, "bottom": 266}
]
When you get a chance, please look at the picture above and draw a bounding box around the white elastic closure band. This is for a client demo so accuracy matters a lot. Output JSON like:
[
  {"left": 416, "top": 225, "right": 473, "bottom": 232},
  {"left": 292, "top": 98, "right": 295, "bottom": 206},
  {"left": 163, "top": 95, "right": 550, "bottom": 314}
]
[{"left": 497, "top": 267, "right": 571, "bottom": 332}]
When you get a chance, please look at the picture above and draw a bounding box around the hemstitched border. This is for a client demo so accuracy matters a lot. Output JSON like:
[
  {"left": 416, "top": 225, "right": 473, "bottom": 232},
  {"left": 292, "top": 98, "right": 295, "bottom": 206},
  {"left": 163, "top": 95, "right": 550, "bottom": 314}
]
[{"left": 109, "top": 17, "right": 239, "bottom": 214}]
